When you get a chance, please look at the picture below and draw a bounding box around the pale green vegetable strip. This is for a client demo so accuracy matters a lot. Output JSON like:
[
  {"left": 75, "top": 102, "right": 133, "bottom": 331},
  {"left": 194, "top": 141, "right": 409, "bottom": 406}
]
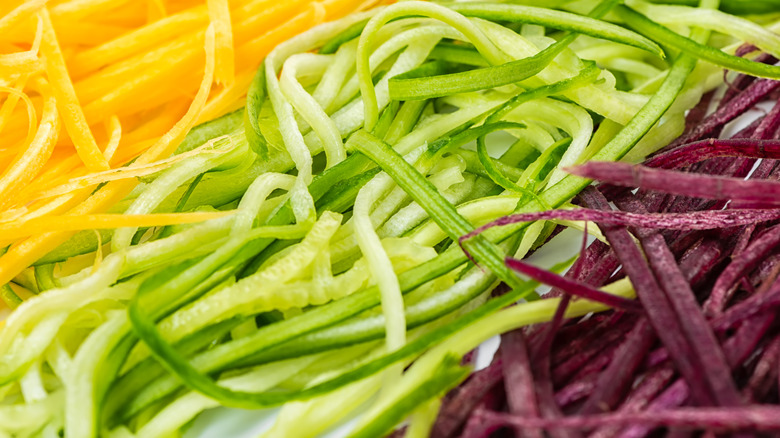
[
  {"left": 357, "top": 1, "right": 508, "bottom": 130},
  {"left": 280, "top": 53, "right": 346, "bottom": 168},
  {"left": 630, "top": 0, "right": 780, "bottom": 59},
  {"left": 65, "top": 312, "right": 129, "bottom": 438},
  {"left": 354, "top": 174, "right": 407, "bottom": 356}
]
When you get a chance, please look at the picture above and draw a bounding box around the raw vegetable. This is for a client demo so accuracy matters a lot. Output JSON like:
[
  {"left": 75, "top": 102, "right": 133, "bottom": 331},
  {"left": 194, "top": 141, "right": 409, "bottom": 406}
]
[
  {"left": 0, "top": 0, "right": 779, "bottom": 437},
  {"left": 0, "top": 0, "right": 375, "bottom": 288},
  {"left": 430, "top": 42, "right": 780, "bottom": 436}
]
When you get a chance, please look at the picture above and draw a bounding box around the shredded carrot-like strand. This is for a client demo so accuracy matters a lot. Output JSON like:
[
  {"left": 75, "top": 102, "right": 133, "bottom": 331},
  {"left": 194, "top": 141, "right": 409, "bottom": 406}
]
[
  {"left": 0, "top": 0, "right": 46, "bottom": 35},
  {"left": 0, "top": 211, "right": 235, "bottom": 243},
  {"left": 0, "top": 85, "right": 37, "bottom": 148},
  {"left": 29, "top": 137, "right": 227, "bottom": 201},
  {"left": 103, "top": 115, "right": 122, "bottom": 163},
  {"left": 0, "top": 79, "right": 58, "bottom": 210},
  {"left": 207, "top": 0, "right": 235, "bottom": 85},
  {"left": 39, "top": 8, "right": 109, "bottom": 171}
]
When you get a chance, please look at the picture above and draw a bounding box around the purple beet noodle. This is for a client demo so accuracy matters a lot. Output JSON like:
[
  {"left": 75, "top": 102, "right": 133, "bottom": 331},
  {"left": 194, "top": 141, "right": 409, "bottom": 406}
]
[
  {"left": 567, "top": 162, "right": 780, "bottom": 207},
  {"left": 504, "top": 257, "right": 642, "bottom": 312},
  {"left": 743, "top": 335, "right": 780, "bottom": 402},
  {"left": 529, "top": 296, "right": 583, "bottom": 438},
  {"left": 472, "top": 405, "right": 780, "bottom": 432},
  {"left": 643, "top": 138, "right": 780, "bottom": 170},
  {"left": 587, "top": 366, "right": 677, "bottom": 438},
  {"left": 578, "top": 318, "right": 656, "bottom": 415},
  {"left": 430, "top": 358, "right": 504, "bottom": 438},
  {"left": 500, "top": 329, "right": 542, "bottom": 438},
  {"left": 666, "top": 78, "right": 780, "bottom": 149}
]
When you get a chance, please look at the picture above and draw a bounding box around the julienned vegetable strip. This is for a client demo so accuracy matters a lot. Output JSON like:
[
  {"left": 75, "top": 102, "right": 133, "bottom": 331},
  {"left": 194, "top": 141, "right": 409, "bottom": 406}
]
[
  {"left": 244, "top": 62, "right": 269, "bottom": 159},
  {"left": 463, "top": 207, "right": 780, "bottom": 237},
  {"left": 39, "top": 8, "right": 109, "bottom": 172},
  {"left": 443, "top": 2, "right": 663, "bottom": 56},
  {"left": 0, "top": 212, "right": 234, "bottom": 246},
  {"left": 569, "top": 161, "right": 780, "bottom": 206},
  {"left": 616, "top": 5, "right": 780, "bottom": 80}
]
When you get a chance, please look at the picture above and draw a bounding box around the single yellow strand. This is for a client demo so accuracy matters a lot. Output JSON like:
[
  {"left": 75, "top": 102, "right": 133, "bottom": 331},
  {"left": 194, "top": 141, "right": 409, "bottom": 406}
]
[
  {"left": 0, "top": 52, "right": 43, "bottom": 76},
  {"left": 0, "top": 0, "right": 46, "bottom": 35},
  {"left": 0, "top": 80, "right": 58, "bottom": 210},
  {"left": 30, "top": 140, "right": 226, "bottom": 201},
  {"left": 49, "top": 0, "right": 133, "bottom": 21},
  {"left": 136, "top": 25, "right": 216, "bottom": 164},
  {"left": 75, "top": 34, "right": 200, "bottom": 105},
  {"left": 103, "top": 115, "right": 121, "bottom": 162},
  {"left": 0, "top": 211, "right": 235, "bottom": 242},
  {"left": 232, "top": 0, "right": 308, "bottom": 43},
  {"left": 207, "top": 0, "right": 235, "bottom": 85},
  {"left": 39, "top": 8, "right": 109, "bottom": 171},
  {"left": 10, "top": 189, "right": 88, "bottom": 224},
  {"left": 79, "top": 39, "right": 202, "bottom": 122},
  {"left": 234, "top": 2, "right": 321, "bottom": 71},
  {"left": 197, "top": 69, "right": 254, "bottom": 124},
  {"left": 0, "top": 14, "right": 43, "bottom": 78},
  {"left": 0, "top": 207, "right": 26, "bottom": 223},
  {"left": 5, "top": 18, "right": 132, "bottom": 47},
  {"left": 0, "top": 85, "right": 37, "bottom": 147},
  {"left": 13, "top": 155, "right": 84, "bottom": 207},
  {"left": 0, "top": 75, "right": 30, "bottom": 137},
  {"left": 117, "top": 98, "right": 189, "bottom": 148}
]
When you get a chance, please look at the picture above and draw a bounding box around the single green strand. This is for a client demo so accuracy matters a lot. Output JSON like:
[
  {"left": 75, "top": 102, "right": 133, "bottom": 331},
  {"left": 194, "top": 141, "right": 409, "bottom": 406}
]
[
  {"left": 319, "top": 18, "right": 371, "bottom": 54},
  {"left": 644, "top": 0, "right": 780, "bottom": 17},
  {"left": 486, "top": 61, "right": 601, "bottom": 124},
  {"left": 429, "top": 42, "right": 490, "bottom": 67},
  {"left": 388, "top": 38, "right": 571, "bottom": 100},
  {"left": 34, "top": 264, "right": 58, "bottom": 292},
  {"left": 244, "top": 62, "right": 269, "bottom": 159},
  {"left": 616, "top": 5, "right": 780, "bottom": 80},
  {"left": 518, "top": 137, "right": 572, "bottom": 190},
  {"left": 0, "top": 284, "right": 21, "bottom": 309},
  {"left": 372, "top": 100, "right": 400, "bottom": 140},
  {"left": 444, "top": 1, "right": 662, "bottom": 56}
]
